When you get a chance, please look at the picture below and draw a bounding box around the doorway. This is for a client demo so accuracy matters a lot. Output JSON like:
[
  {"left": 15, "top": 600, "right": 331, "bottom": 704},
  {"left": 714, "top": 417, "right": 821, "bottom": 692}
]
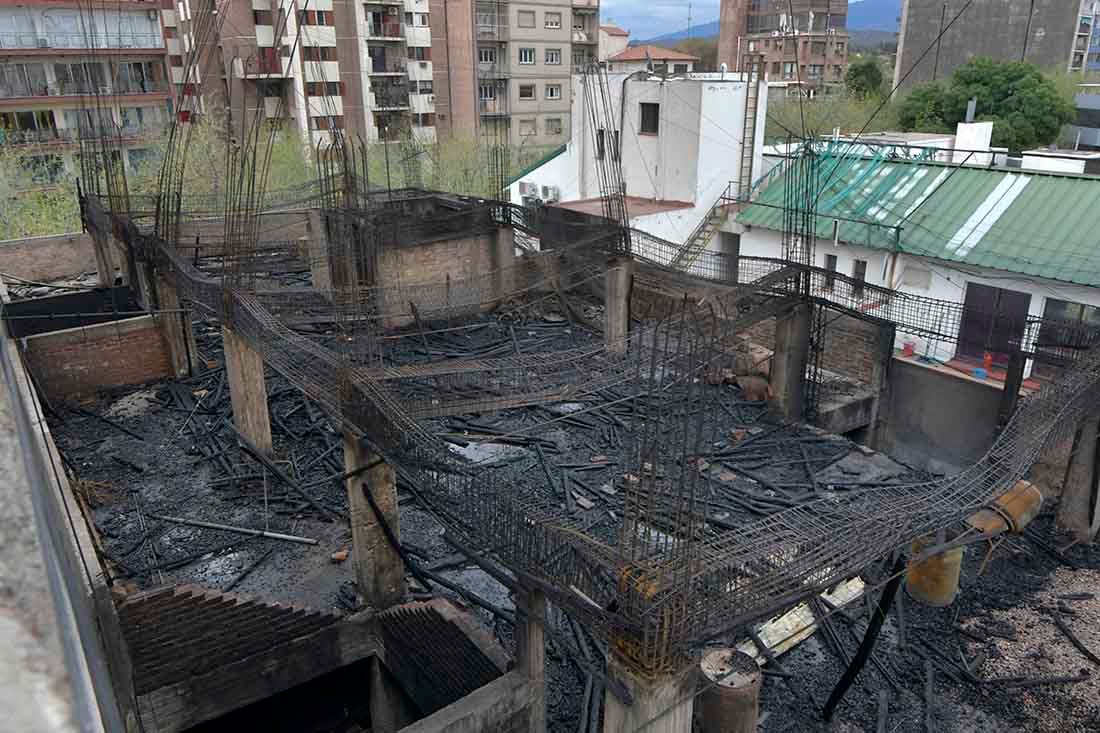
[{"left": 957, "top": 282, "right": 1031, "bottom": 365}]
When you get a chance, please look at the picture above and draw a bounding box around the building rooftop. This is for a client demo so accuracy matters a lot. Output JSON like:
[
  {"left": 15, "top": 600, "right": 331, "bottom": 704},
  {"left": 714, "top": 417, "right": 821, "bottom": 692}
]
[
  {"left": 608, "top": 44, "right": 699, "bottom": 63},
  {"left": 554, "top": 196, "right": 694, "bottom": 218},
  {"left": 738, "top": 154, "right": 1100, "bottom": 287},
  {"left": 600, "top": 24, "right": 629, "bottom": 36}
]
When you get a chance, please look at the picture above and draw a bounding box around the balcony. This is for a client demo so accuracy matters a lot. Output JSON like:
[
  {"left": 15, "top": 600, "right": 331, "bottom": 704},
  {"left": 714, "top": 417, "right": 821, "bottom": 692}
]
[
  {"left": 479, "top": 98, "right": 507, "bottom": 116},
  {"left": 0, "top": 32, "right": 162, "bottom": 50},
  {"left": 572, "top": 0, "right": 598, "bottom": 9},
  {"left": 367, "top": 22, "right": 404, "bottom": 40},
  {"left": 477, "top": 60, "right": 509, "bottom": 79},
  {"left": 0, "top": 124, "right": 162, "bottom": 146},
  {"left": 372, "top": 85, "right": 410, "bottom": 110},
  {"left": 369, "top": 54, "right": 407, "bottom": 75},
  {"left": 572, "top": 29, "right": 595, "bottom": 44},
  {"left": 477, "top": 24, "right": 507, "bottom": 42}
]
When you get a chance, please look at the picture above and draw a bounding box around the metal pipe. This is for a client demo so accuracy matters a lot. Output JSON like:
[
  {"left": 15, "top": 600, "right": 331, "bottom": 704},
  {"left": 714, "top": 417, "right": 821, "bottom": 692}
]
[{"left": 149, "top": 514, "right": 318, "bottom": 544}]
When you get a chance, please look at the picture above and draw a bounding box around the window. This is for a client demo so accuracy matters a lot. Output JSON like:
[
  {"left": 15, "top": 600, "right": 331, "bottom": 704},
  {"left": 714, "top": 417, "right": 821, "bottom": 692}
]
[
  {"left": 833, "top": 65, "right": 843, "bottom": 79},
  {"left": 518, "top": 118, "right": 536, "bottom": 136},
  {"left": 414, "top": 113, "right": 435, "bottom": 126},
  {"left": 639, "top": 102, "right": 659, "bottom": 134},
  {"left": 1037, "top": 298, "right": 1100, "bottom": 361},
  {"left": 519, "top": 47, "right": 535, "bottom": 64},
  {"left": 747, "top": 40, "right": 757, "bottom": 52},
  {"left": 673, "top": 63, "right": 688, "bottom": 73},
  {"left": 20, "top": 154, "right": 64, "bottom": 184},
  {"left": 310, "top": 115, "right": 344, "bottom": 130},
  {"left": 302, "top": 46, "right": 338, "bottom": 61},
  {"left": 573, "top": 14, "right": 585, "bottom": 30},
  {"left": 771, "top": 61, "right": 780, "bottom": 75},
  {"left": 546, "top": 117, "right": 562, "bottom": 135},
  {"left": 253, "top": 10, "right": 273, "bottom": 25},
  {"left": 852, "top": 259, "right": 867, "bottom": 297},
  {"left": 545, "top": 48, "right": 561, "bottom": 65},
  {"left": 418, "top": 80, "right": 433, "bottom": 94},
  {"left": 316, "top": 10, "right": 330, "bottom": 25},
  {"left": 782, "top": 62, "right": 795, "bottom": 79},
  {"left": 519, "top": 84, "right": 535, "bottom": 99},
  {"left": 808, "top": 64, "right": 824, "bottom": 79},
  {"left": 479, "top": 47, "right": 496, "bottom": 64},
  {"left": 517, "top": 10, "right": 535, "bottom": 27},
  {"left": 545, "top": 12, "right": 561, "bottom": 28},
  {"left": 408, "top": 46, "right": 430, "bottom": 61},
  {"left": 479, "top": 84, "right": 496, "bottom": 100},
  {"left": 610, "top": 130, "right": 620, "bottom": 161},
  {"left": 404, "top": 12, "right": 414, "bottom": 24},
  {"left": 306, "top": 81, "right": 341, "bottom": 96},
  {"left": 811, "top": 41, "right": 826, "bottom": 55},
  {"left": 835, "top": 42, "right": 846, "bottom": 55},
  {"left": 545, "top": 84, "right": 561, "bottom": 100},
  {"left": 596, "top": 128, "right": 605, "bottom": 160},
  {"left": 823, "top": 254, "right": 837, "bottom": 291},
  {"left": 415, "top": 13, "right": 429, "bottom": 26}
]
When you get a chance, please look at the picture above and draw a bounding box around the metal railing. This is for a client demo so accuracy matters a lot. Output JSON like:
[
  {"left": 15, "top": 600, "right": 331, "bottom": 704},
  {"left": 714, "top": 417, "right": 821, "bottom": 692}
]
[
  {"left": 478, "top": 98, "right": 507, "bottom": 116},
  {"left": 367, "top": 22, "right": 403, "bottom": 38},
  {"left": 0, "top": 32, "right": 162, "bottom": 50}
]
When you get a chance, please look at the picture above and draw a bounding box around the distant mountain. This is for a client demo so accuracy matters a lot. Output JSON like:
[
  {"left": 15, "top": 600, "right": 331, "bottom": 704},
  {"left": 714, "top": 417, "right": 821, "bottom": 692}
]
[
  {"left": 639, "top": 1, "right": 900, "bottom": 45},
  {"left": 849, "top": 0, "right": 901, "bottom": 32},
  {"left": 642, "top": 21, "right": 720, "bottom": 45}
]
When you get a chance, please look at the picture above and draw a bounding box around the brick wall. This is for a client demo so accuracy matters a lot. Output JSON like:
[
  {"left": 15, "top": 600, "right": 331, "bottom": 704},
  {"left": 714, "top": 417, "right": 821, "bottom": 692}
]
[
  {"left": 0, "top": 232, "right": 96, "bottom": 282},
  {"left": 23, "top": 315, "right": 173, "bottom": 400},
  {"left": 820, "top": 314, "right": 880, "bottom": 384}
]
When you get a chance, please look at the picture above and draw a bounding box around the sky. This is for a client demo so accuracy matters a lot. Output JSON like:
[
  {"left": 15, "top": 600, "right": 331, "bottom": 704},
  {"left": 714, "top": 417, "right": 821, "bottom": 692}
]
[{"left": 602, "top": 0, "right": 866, "bottom": 42}]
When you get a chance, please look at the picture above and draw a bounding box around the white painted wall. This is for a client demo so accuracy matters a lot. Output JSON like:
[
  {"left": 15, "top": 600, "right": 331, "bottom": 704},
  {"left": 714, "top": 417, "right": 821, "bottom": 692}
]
[{"left": 598, "top": 28, "right": 629, "bottom": 61}]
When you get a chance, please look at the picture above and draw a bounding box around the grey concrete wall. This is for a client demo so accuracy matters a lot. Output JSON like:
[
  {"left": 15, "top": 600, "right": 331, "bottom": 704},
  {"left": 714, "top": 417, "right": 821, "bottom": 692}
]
[
  {"left": 879, "top": 356, "right": 1003, "bottom": 473},
  {"left": 895, "top": 0, "right": 1078, "bottom": 90},
  {"left": 397, "top": 671, "right": 532, "bottom": 733},
  {"left": 0, "top": 232, "right": 97, "bottom": 283}
]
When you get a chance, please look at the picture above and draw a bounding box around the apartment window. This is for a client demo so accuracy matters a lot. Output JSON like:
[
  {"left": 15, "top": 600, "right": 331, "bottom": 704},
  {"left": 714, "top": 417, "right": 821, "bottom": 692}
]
[
  {"left": 517, "top": 10, "right": 535, "bottom": 27},
  {"left": 596, "top": 128, "right": 605, "bottom": 159},
  {"left": 852, "top": 259, "right": 867, "bottom": 297},
  {"left": 479, "top": 83, "right": 496, "bottom": 100},
  {"left": 519, "top": 47, "right": 536, "bottom": 64},
  {"left": 418, "top": 80, "right": 433, "bottom": 94},
  {"left": 518, "top": 118, "right": 536, "bottom": 136},
  {"left": 253, "top": 10, "right": 273, "bottom": 25},
  {"left": 405, "top": 12, "right": 414, "bottom": 24},
  {"left": 408, "top": 46, "right": 430, "bottom": 61},
  {"left": 0, "top": 63, "right": 48, "bottom": 98},
  {"left": 811, "top": 41, "right": 826, "bottom": 55},
  {"left": 808, "top": 64, "right": 824, "bottom": 79},
  {"left": 479, "top": 47, "right": 496, "bottom": 64},
  {"left": 545, "top": 48, "right": 562, "bottom": 65},
  {"left": 545, "top": 84, "right": 561, "bottom": 100},
  {"left": 639, "top": 102, "right": 659, "bottom": 134},
  {"left": 673, "top": 63, "right": 688, "bottom": 73},
  {"left": 545, "top": 12, "right": 561, "bottom": 29},
  {"left": 307, "top": 81, "right": 341, "bottom": 96},
  {"left": 835, "top": 42, "right": 845, "bottom": 55},
  {"left": 771, "top": 61, "right": 780, "bottom": 75},
  {"left": 782, "top": 62, "right": 795, "bottom": 79},
  {"left": 1038, "top": 298, "right": 1100, "bottom": 354},
  {"left": 610, "top": 130, "right": 621, "bottom": 161},
  {"left": 573, "top": 15, "right": 585, "bottom": 30},
  {"left": 316, "top": 10, "right": 330, "bottom": 25},
  {"left": 310, "top": 115, "right": 344, "bottom": 130},
  {"left": 519, "top": 84, "right": 535, "bottom": 100},
  {"left": 747, "top": 40, "right": 757, "bottom": 52},
  {"left": 414, "top": 113, "right": 435, "bottom": 126},
  {"left": 833, "top": 65, "right": 843, "bottom": 79},
  {"left": 415, "top": 13, "right": 429, "bottom": 26},
  {"left": 823, "top": 254, "right": 837, "bottom": 291},
  {"left": 20, "top": 154, "right": 64, "bottom": 184},
  {"left": 546, "top": 117, "right": 562, "bottom": 135}
]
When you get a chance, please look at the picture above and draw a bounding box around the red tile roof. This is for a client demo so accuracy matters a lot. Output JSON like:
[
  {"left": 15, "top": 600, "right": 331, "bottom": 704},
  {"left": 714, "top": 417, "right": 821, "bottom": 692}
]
[
  {"left": 608, "top": 44, "right": 699, "bottom": 62},
  {"left": 600, "top": 25, "right": 630, "bottom": 37}
]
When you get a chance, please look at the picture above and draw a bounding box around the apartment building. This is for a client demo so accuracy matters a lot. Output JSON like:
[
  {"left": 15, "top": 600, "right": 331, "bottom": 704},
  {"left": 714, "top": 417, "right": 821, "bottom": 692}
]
[
  {"left": 895, "top": 0, "right": 1086, "bottom": 90},
  {"left": 717, "top": 0, "right": 849, "bottom": 89},
  {"left": 430, "top": 0, "right": 599, "bottom": 147},
  {"left": 0, "top": 1, "right": 176, "bottom": 182},
  {"left": 193, "top": 0, "right": 435, "bottom": 147}
]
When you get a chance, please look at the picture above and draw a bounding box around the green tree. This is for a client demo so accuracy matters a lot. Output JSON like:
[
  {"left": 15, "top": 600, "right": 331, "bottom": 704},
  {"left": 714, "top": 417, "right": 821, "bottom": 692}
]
[
  {"left": 897, "top": 57, "right": 1075, "bottom": 151},
  {"left": 845, "top": 56, "right": 884, "bottom": 98},
  {"left": 673, "top": 37, "right": 718, "bottom": 72}
]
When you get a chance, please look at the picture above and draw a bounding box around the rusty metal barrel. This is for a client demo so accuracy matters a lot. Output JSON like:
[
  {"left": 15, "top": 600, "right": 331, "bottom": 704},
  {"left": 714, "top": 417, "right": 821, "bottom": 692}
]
[
  {"left": 907, "top": 536, "right": 964, "bottom": 606},
  {"left": 699, "top": 649, "right": 761, "bottom": 733}
]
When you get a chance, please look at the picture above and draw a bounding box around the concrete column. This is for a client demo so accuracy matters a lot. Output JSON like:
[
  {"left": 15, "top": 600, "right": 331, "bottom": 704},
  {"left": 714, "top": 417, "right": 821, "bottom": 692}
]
[
  {"left": 155, "top": 276, "right": 198, "bottom": 378},
  {"left": 606, "top": 257, "right": 634, "bottom": 354},
  {"left": 603, "top": 656, "right": 696, "bottom": 733},
  {"left": 306, "top": 209, "right": 332, "bottom": 293},
  {"left": 770, "top": 303, "right": 811, "bottom": 421},
  {"left": 515, "top": 585, "right": 546, "bottom": 733},
  {"left": 369, "top": 657, "right": 412, "bottom": 733},
  {"left": 996, "top": 350, "right": 1027, "bottom": 432},
  {"left": 344, "top": 430, "right": 405, "bottom": 609},
  {"left": 866, "top": 322, "right": 896, "bottom": 450},
  {"left": 90, "top": 229, "right": 115, "bottom": 287},
  {"left": 1058, "top": 413, "right": 1100, "bottom": 543},
  {"left": 493, "top": 226, "right": 516, "bottom": 301},
  {"left": 222, "top": 325, "right": 273, "bottom": 455}
]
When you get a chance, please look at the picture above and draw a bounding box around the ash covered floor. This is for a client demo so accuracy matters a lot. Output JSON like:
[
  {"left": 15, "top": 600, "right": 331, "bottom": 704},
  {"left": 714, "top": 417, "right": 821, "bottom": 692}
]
[{"left": 45, "top": 313, "right": 1100, "bottom": 732}]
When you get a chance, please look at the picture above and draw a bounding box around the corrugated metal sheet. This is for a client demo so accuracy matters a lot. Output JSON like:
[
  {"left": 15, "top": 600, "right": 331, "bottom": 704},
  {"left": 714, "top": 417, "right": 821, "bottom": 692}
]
[{"left": 737, "top": 156, "right": 1100, "bottom": 287}]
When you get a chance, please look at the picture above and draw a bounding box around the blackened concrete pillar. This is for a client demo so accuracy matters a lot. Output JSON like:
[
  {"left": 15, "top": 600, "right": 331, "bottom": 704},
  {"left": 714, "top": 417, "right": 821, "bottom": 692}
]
[
  {"left": 770, "top": 303, "right": 811, "bottom": 421},
  {"left": 603, "top": 656, "right": 695, "bottom": 733},
  {"left": 493, "top": 226, "right": 516, "bottom": 301},
  {"left": 306, "top": 209, "right": 332, "bottom": 293},
  {"left": 515, "top": 584, "right": 546, "bottom": 733},
  {"left": 1058, "top": 413, "right": 1100, "bottom": 543},
  {"left": 344, "top": 430, "right": 405, "bottom": 609},
  {"left": 606, "top": 257, "right": 634, "bottom": 354},
  {"left": 155, "top": 276, "right": 198, "bottom": 378},
  {"left": 222, "top": 326, "right": 273, "bottom": 455}
]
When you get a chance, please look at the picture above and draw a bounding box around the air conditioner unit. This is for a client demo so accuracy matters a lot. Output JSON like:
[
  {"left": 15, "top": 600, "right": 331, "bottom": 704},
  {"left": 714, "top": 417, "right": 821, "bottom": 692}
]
[
  {"left": 541, "top": 185, "right": 560, "bottom": 202},
  {"left": 519, "top": 181, "right": 536, "bottom": 195},
  {"left": 147, "top": 9, "right": 159, "bottom": 21},
  {"left": 387, "top": 6, "right": 398, "bottom": 14},
  {"left": 37, "top": 37, "right": 49, "bottom": 48},
  {"left": 419, "top": 61, "right": 427, "bottom": 68}
]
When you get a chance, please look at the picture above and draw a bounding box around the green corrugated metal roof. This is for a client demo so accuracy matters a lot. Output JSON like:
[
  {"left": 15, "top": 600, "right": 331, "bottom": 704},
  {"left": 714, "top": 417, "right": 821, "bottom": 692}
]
[
  {"left": 737, "top": 154, "right": 1100, "bottom": 287},
  {"left": 506, "top": 144, "right": 567, "bottom": 187}
]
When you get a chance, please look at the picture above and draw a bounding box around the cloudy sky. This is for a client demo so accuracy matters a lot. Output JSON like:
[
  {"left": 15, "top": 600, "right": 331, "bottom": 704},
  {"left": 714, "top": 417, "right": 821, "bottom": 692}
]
[{"left": 603, "top": 0, "right": 865, "bottom": 41}]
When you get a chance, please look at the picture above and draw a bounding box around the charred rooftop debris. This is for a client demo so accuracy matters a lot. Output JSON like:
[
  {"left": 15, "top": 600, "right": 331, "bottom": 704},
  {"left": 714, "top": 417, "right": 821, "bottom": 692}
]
[{"left": 9, "top": 130, "right": 1100, "bottom": 733}]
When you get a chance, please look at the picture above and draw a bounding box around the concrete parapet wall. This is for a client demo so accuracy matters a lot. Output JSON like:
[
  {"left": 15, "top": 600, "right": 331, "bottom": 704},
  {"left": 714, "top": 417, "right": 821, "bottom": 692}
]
[
  {"left": 22, "top": 315, "right": 173, "bottom": 400},
  {"left": 397, "top": 671, "right": 532, "bottom": 733}
]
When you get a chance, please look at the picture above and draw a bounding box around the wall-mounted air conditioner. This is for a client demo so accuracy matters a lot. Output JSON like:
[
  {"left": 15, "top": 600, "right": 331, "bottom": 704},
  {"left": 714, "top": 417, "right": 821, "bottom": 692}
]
[
  {"left": 541, "top": 185, "right": 560, "bottom": 202},
  {"left": 37, "top": 37, "right": 50, "bottom": 48},
  {"left": 148, "top": 9, "right": 159, "bottom": 21}
]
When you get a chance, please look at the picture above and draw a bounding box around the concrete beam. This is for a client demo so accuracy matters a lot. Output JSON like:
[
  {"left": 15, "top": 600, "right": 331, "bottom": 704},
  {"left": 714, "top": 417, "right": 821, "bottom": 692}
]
[
  {"left": 222, "top": 326, "right": 273, "bottom": 456},
  {"left": 770, "top": 303, "right": 811, "bottom": 421},
  {"left": 996, "top": 350, "right": 1027, "bottom": 432},
  {"left": 344, "top": 431, "right": 405, "bottom": 609},
  {"left": 514, "top": 585, "right": 546, "bottom": 733},
  {"left": 605, "top": 258, "right": 634, "bottom": 354},
  {"left": 866, "top": 322, "right": 896, "bottom": 450},
  {"left": 493, "top": 227, "right": 515, "bottom": 301},
  {"left": 306, "top": 209, "right": 332, "bottom": 293},
  {"left": 396, "top": 671, "right": 532, "bottom": 733},
  {"left": 603, "top": 656, "right": 695, "bottom": 733},
  {"left": 90, "top": 228, "right": 116, "bottom": 288},
  {"left": 154, "top": 276, "right": 198, "bottom": 379}
]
